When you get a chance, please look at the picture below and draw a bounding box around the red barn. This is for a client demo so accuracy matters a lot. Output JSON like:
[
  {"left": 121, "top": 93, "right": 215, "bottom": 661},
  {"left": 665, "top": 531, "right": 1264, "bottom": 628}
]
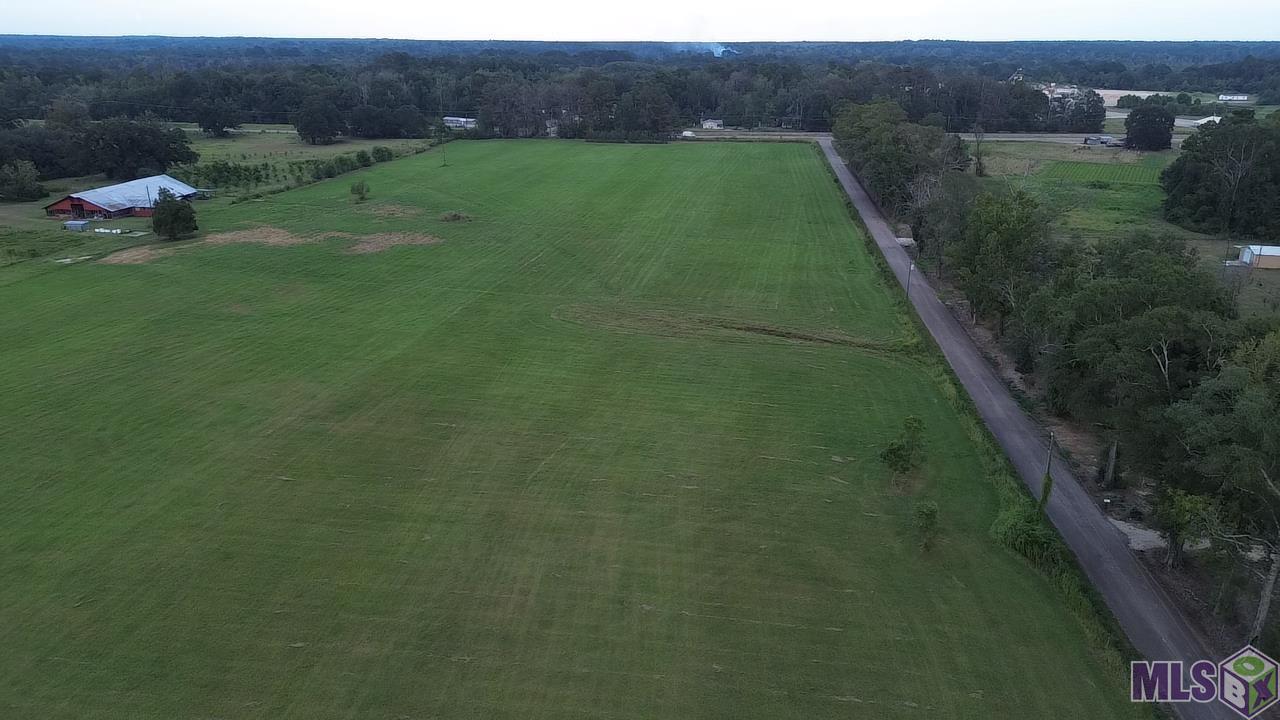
[{"left": 44, "top": 175, "right": 198, "bottom": 219}]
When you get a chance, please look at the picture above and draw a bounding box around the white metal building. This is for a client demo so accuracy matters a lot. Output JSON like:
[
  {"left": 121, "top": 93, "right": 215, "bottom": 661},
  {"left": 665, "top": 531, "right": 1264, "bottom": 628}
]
[{"left": 1239, "top": 245, "right": 1280, "bottom": 269}]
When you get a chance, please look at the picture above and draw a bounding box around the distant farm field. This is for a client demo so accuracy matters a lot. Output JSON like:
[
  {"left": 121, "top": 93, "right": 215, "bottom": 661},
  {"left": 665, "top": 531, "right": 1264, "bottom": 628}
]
[
  {"left": 982, "top": 142, "right": 1188, "bottom": 243},
  {"left": 180, "top": 124, "right": 428, "bottom": 168},
  {"left": 1041, "top": 160, "right": 1163, "bottom": 185},
  {"left": 981, "top": 141, "right": 1280, "bottom": 313},
  {"left": 1, "top": 141, "right": 1137, "bottom": 718}
]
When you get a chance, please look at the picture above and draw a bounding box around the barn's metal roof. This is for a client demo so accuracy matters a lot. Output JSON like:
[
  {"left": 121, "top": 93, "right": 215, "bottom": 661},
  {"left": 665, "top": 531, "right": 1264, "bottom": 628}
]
[{"left": 63, "top": 175, "right": 197, "bottom": 212}]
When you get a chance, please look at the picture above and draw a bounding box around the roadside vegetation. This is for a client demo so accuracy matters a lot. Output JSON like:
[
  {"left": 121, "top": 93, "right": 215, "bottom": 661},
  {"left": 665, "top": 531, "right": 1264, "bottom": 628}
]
[{"left": 834, "top": 98, "right": 1280, "bottom": 654}]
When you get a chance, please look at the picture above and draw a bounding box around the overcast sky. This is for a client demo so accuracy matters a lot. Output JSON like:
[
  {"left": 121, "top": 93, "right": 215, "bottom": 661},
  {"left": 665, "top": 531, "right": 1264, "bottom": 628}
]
[{"left": 5, "top": 0, "right": 1277, "bottom": 42}]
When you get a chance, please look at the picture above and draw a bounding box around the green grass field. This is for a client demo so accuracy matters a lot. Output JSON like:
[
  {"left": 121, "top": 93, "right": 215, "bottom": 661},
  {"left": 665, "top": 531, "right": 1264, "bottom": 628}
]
[
  {"left": 981, "top": 141, "right": 1280, "bottom": 313},
  {"left": 1041, "top": 160, "right": 1163, "bottom": 185},
  {"left": 1, "top": 140, "right": 1137, "bottom": 719},
  {"left": 179, "top": 124, "right": 428, "bottom": 168},
  {"left": 982, "top": 142, "right": 1186, "bottom": 243}
]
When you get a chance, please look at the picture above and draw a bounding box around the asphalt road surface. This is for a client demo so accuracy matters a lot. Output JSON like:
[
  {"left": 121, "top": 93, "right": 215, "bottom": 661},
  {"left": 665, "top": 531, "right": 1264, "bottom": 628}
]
[
  {"left": 960, "top": 131, "right": 1186, "bottom": 147},
  {"left": 687, "top": 129, "right": 1185, "bottom": 147},
  {"left": 816, "top": 136, "right": 1231, "bottom": 720},
  {"left": 1108, "top": 108, "right": 1203, "bottom": 128}
]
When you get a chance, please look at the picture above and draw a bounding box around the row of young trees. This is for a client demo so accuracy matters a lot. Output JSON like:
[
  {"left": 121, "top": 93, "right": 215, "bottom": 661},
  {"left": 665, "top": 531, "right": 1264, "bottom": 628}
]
[{"left": 833, "top": 100, "right": 1280, "bottom": 647}]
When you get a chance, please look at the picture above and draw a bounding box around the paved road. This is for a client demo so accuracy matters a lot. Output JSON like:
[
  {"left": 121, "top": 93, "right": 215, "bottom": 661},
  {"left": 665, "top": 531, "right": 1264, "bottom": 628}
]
[
  {"left": 960, "top": 131, "right": 1186, "bottom": 147},
  {"left": 685, "top": 130, "right": 833, "bottom": 141},
  {"left": 816, "top": 136, "right": 1230, "bottom": 720},
  {"left": 1108, "top": 109, "right": 1204, "bottom": 128},
  {"left": 690, "top": 129, "right": 1186, "bottom": 147}
]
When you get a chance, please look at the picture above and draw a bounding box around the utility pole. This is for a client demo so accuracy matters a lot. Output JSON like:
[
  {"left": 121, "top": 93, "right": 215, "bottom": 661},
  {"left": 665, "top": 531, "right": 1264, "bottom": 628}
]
[
  {"left": 1038, "top": 431, "right": 1056, "bottom": 516},
  {"left": 1045, "top": 431, "right": 1054, "bottom": 476}
]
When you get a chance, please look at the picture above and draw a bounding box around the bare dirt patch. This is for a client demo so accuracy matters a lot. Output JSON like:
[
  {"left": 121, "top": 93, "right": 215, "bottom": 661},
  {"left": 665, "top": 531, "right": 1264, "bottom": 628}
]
[
  {"left": 97, "top": 245, "right": 174, "bottom": 265},
  {"left": 205, "top": 226, "right": 440, "bottom": 255},
  {"left": 889, "top": 472, "right": 923, "bottom": 496},
  {"left": 102, "top": 226, "right": 444, "bottom": 260},
  {"left": 362, "top": 204, "right": 422, "bottom": 219},
  {"left": 343, "top": 233, "right": 444, "bottom": 254},
  {"left": 555, "top": 303, "right": 908, "bottom": 356},
  {"left": 203, "top": 226, "right": 322, "bottom": 247}
]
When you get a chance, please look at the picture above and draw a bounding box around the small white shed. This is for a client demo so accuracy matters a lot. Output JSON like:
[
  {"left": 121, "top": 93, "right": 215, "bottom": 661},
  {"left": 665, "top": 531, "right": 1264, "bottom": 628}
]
[{"left": 1239, "top": 245, "right": 1280, "bottom": 269}]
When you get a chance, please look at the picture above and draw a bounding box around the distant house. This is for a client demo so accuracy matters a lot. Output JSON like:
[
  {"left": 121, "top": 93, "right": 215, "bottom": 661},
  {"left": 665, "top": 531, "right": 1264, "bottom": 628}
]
[
  {"left": 1083, "top": 135, "right": 1120, "bottom": 146},
  {"left": 680, "top": 130, "right": 697, "bottom": 139},
  {"left": 701, "top": 119, "right": 724, "bottom": 130},
  {"left": 1219, "top": 94, "right": 1250, "bottom": 102},
  {"left": 1194, "top": 116, "right": 1223, "bottom": 126},
  {"left": 443, "top": 116, "right": 478, "bottom": 130},
  {"left": 1238, "top": 245, "right": 1280, "bottom": 269},
  {"left": 1042, "top": 83, "right": 1079, "bottom": 98},
  {"left": 44, "top": 175, "right": 198, "bottom": 219}
]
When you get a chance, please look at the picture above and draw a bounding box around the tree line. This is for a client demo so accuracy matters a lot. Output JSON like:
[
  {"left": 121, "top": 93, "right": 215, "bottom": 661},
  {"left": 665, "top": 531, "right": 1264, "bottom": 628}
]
[
  {"left": 0, "top": 115, "right": 197, "bottom": 199},
  {"left": 0, "top": 51, "right": 1116, "bottom": 147},
  {"left": 1162, "top": 112, "right": 1280, "bottom": 240},
  {"left": 834, "top": 99, "right": 1280, "bottom": 648}
]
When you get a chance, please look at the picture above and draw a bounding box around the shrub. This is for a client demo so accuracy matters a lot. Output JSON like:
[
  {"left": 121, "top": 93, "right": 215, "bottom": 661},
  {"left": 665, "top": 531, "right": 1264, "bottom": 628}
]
[
  {"left": 371, "top": 146, "right": 394, "bottom": 163},
  {"left": 355, "top": 150, "right": 373, "bottom": 167},
  {"left": 350, "top": 180, "right": 369, "bottom": 202},
  {"left": 309, "top": 160, "right": 336, "bottom": 180},
  {"left": 173, "top": 160, "right": 266, "bottom": 189},
  {"left": 151, "top": 188, "right": 197, "bottom": 240},
  {"left": 332, "top": 155, "right": 358, "bottom": 174},
  {"left": 990, "top": 502, "right": 1067, "bottom": 569},
  {"left": 912, "top": 500, "right": 940, "bottom": 550},
  {"left": 880, "top": 416, "right": 926, "bottom": 473},
  {"left": 0, "top": 160, "right": 47, "bottom": 201}
]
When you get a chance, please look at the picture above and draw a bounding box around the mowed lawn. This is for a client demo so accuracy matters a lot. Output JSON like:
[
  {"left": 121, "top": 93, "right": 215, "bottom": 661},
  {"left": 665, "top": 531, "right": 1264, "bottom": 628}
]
[
  {"left": 982, "top": 141, "right": 1188, "bottom": 243},
  {"left": 982, "top": 141, "right": 1280, "bottom": 314},
  {"left": 1041, "top": 160, "right": 1163, "bottom": 185},
  {"left": 0, "top": 141, "right": 1137, "bottom": 719}
]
